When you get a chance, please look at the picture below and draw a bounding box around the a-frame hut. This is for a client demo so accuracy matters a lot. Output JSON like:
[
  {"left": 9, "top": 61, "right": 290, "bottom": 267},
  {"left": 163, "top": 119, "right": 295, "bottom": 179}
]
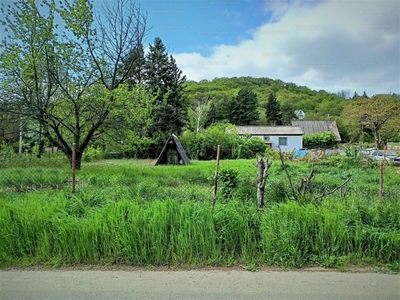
[{"left": 155, "top": 134, "right": 190, "bottom": 166}]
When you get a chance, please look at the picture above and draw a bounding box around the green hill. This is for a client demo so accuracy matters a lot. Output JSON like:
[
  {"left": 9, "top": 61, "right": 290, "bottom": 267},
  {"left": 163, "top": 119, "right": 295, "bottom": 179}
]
[{"left": 184, "top": 76, "right": 349, "bottom": 125}]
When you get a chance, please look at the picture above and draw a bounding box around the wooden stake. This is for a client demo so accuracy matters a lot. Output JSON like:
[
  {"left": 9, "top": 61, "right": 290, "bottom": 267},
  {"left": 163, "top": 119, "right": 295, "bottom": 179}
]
[
  {"left": 379, "top": 146, "right": 386, "bottom": 199},
  {"left": 255, "top": 155, "right": 272, "bottom": 209},
  {"left": 72, "top": 143, "right": 76, "bottom": 193},
  {"left": 212, "top": 145, "right": 221, "bottom": 211}
]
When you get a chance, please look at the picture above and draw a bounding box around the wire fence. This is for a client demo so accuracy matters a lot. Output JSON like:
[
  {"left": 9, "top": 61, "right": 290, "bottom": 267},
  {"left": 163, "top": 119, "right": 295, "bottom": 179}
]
[{"left": 0, "top": 145, "right": 218, "bottom": 203}]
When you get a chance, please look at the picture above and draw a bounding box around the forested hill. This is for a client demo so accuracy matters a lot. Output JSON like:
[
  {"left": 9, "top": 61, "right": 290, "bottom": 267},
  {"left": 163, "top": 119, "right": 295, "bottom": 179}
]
[{"left": 184, "top": 76, "right": 349, "bottom": 124}]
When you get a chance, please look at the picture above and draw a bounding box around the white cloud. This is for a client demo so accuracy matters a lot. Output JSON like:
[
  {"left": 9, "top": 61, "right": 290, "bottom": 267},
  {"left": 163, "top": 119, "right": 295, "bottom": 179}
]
[{"left": 173, "top": 0, "right": 399, "bottom": 95}]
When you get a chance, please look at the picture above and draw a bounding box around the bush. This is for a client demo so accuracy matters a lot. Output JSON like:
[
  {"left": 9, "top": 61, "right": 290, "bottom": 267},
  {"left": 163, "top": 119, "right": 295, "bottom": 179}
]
[
  {"left": 218, "top": 168, "right": 239, "bottom": 200},
  {"left": 180, "top": 123, "right": 240, "bottom": 160},
  {"left": 180, "top": 124, "right": 267, "bottom": 160},
  {"left": 82, "top": 146, "right": 104, "bottom": 162},
  {"left": 303, "top": 132, "right": 336, "bottom": 147},
  {"left": 236, "top": 138, "right": 267, "bottom": 159}
]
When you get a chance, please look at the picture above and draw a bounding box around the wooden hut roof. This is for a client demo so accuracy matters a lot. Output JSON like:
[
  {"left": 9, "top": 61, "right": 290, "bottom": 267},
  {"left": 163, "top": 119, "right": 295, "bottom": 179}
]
[{"left": 155, "top": 134, "right": 190, "bottom": 166}]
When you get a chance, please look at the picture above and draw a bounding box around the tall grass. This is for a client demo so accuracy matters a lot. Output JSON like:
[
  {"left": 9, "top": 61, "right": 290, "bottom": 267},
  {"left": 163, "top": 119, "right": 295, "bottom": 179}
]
[{"left": 0, "top": 158, "right": 399, "bottom": 269}]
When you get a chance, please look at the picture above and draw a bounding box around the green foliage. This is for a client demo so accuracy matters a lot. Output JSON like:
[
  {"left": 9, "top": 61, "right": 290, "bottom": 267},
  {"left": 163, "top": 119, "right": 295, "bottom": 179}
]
[
  {"left": 180, "top": 123, "right": 239, "bottom": 160},
  {"left": 0, "top": 157, "right": 399, "bottom": 269},
  {"left": 180, "top": 124, "right": 267, "bottom": 160},
  {"left": 218, "top": 168, "right": 239, "bottom": 200},
  {"left": 265, "top": 93, "right": 283, "bottom": 125},
  {"left": 144, "top": 38, "right": 188, "bottom": 136},
  {"left": 236, "top": 137, "right": 267, "bottom": 159},
  {"left": 184, "top": 77, "right": 349, "bottom": 126},
  {"left": 228, "top": 88, "right": 259, "bottom": 125},
  {"left": 303, "top": 132, "right": 336, "bottom": 147},
  {"left": 82, "top": 146, "right": 104, "bottom": 162}
]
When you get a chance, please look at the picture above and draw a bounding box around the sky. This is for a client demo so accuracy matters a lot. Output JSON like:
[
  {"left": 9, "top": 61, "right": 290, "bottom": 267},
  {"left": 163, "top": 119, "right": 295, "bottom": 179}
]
[
  {"left": 130, "top": 0, "right": 399, "bottom": 96},
  {"left": 1, "top": 0, "right": 399, "bottom": 96}
]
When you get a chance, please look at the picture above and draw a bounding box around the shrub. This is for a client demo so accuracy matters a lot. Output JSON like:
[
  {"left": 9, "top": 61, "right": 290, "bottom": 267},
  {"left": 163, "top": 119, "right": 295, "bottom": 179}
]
[
  {"left": 218, "top": 168, "right": 239, "bottom": 200},
  {"left": 181, "top": 124, "right": 267, "bottom": 160},
  {"left": 180, "top": 123, "right": 240, "bottom": 160},
  {"left": 303, "top": 132, "right": 336, "bottom": 147},
  {"left": 82, "top": 146, "right": 104, "bottom": 162}
]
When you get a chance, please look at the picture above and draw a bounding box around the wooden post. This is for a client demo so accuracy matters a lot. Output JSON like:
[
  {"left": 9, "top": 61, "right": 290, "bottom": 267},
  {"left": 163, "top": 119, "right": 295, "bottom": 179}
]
[
  {"left": 212, "top": 145, "right": 221, "bottom": 211},
  {"left": 72, "top": 143, "right": 76, "bottom": 193},
  {"left": 379, "top": 146, "right": 386, "bottom": 199},
  {"left": 255, "top": 155, "right": 272, "bottom": 209}
]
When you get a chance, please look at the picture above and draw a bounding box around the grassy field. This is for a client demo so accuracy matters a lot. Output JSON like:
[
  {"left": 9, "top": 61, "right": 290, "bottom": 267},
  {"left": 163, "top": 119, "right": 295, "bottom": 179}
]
[{"left": 0, "top": 156, "right": 399, "bottom": 271}]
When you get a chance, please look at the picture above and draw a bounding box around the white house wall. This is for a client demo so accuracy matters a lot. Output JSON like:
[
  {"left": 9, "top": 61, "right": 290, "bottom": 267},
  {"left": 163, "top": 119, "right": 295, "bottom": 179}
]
[
  {"left": 269, "top": 135, "right": 303, "bottom": 152},
  {"left": 247, "top": 135, "right": 303, "bottom": 151}
]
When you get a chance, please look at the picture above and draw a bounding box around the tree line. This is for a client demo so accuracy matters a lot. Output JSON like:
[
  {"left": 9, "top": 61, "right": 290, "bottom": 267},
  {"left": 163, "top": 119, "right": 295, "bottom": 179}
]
[
  {"left": 0, "top": 0, "right": 187, "bottom": 168},
  {"left": 0, "top": 0, "right": 399, "bottom": 167}
]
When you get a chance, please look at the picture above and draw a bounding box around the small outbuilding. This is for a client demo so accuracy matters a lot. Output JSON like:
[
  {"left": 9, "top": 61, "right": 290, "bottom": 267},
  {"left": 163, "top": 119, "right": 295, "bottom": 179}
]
[
  {"left": 235, "top": 126, "right": 304, "bottom": 152},
  {"left": 155, "top": 134, "right": 190, "bottom": 166}
]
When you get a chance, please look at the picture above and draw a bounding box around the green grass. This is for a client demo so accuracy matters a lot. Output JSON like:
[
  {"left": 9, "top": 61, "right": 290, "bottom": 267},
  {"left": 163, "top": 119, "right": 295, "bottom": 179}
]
[{"left": 0, "top": 157, "right": 399, "bottom": 269}]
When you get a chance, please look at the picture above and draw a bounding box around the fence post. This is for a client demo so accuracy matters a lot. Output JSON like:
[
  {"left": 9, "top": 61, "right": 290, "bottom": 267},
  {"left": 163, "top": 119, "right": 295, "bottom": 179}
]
[
  {"left": 379, "top": 146, "right": 386, "bottom": 199},
  {"left": 72, "top": 143, "right": 76, "bottom": 193},
  {"left": 212, "top": 145, "right": 221, "bottom": 211}
]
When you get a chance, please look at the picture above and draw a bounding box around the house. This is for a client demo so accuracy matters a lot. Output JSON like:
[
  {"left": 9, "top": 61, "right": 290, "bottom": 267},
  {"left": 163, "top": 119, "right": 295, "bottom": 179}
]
[
  {"left": 235, "top": 126, "right": 304, "bottom": 152},
  {"left": 291, "top": 120, "right": 341, "bottom": 142},
  {"left": 155, "top": 134, "right": 190, "bottom": 165}
]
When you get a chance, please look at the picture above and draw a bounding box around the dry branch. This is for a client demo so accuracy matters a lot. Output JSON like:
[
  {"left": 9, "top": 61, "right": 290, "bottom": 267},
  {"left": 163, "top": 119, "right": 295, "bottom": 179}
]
[{"left": 314, "top": 177, "right": 352, "bottom": 202}]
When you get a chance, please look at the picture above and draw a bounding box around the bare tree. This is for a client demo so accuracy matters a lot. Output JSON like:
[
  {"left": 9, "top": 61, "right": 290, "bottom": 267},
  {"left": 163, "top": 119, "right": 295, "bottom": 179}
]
[{"left": 0, "top": 0, "right": 150, "bottom": 169}]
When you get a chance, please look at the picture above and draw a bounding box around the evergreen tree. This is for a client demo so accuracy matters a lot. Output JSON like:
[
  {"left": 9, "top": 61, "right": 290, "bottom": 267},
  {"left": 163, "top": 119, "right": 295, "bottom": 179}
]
[
  {"left": 362, "top": 91, "right": 369, "bottom": 98},
  {"left": 352, "top": 91, "right": 359, "bottom": 99},
  {"left": 119, "top": 45, "right": 145, "bottom": 88},
  {"left": 228, "top": 88, "right": 259, "bottom": 125},
  {"left": 265, "top": 93, "right": 283, "bottom": 125},
  {"left": 144, "top": 38, "right": 187, "bottom": 136},
  {"left": 281, "top": 102, "right": 297, "bottom": 125}
]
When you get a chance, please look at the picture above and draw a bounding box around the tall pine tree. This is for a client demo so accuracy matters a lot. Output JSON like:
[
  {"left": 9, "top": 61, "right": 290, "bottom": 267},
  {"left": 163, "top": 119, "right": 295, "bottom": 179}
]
[
  {"left": 228, "top": 88, "right": 259, "bottom": 125},
  {"left": 144, "top": 38, "right": 187, "bottom": 136},
  {"left": 281, "top": 102, "right": 297, "bottom": 125},
  {"left": 119, "top": 45, "right": 145, "bottom": 88},
  {"left": 265, "top": 93, "right": 283, "bottom": 125}
]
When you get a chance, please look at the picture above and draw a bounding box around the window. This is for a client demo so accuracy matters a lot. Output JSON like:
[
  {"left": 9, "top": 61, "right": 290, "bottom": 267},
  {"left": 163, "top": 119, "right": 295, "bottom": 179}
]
[{"left": 278, "top": 137, "right": 287, "bottom": 146}]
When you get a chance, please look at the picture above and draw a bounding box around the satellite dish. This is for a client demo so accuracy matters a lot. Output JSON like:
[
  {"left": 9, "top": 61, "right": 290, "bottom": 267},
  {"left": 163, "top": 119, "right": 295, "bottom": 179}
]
[
  {"left": 295, "top": 110, "right": 305, "bottom": 120},
  {"left": 264, "top": 135, "right": 270, "bottom": 141}
]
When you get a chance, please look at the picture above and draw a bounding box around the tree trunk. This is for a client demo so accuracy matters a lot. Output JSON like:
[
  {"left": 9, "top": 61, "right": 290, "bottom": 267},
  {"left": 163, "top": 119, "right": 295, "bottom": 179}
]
[
  {"left": 255, "top": 155, "right": 272, "bottom": 209},
  {"left": 68, "top": 150, "right": 82, "bottom": 170}
]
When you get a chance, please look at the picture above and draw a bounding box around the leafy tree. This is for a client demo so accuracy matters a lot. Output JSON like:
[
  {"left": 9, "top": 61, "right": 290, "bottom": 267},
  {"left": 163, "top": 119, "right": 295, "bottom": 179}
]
[
  {"left": 204, "top": 99, "right": 217, "bottom": 127},
  {"left": 0, "top": 0, "right": 149, "bottom": 169},
  {"left": 228, "top": 88, "right": 259, "bottom": 125},
  {"left": 342, "top": 94, "right": 400, "bottom": 148},
  {"left": 188, "top": 96, "right": 212, "bottom": 135},
  {"left": 265, "top": 93, "right": 283, "bottom": 125}
]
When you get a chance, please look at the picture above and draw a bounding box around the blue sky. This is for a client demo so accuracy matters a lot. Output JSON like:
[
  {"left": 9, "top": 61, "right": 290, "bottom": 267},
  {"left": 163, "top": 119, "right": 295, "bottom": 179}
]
[
  {"left": 1, "top": 0, "right": 399, "bottom": 96},
  {"left": 134, "top": 0, "right": 271, "bottom": 56},
  {"left": 130, "top": 0, "right": 400, "bottom": 96}
]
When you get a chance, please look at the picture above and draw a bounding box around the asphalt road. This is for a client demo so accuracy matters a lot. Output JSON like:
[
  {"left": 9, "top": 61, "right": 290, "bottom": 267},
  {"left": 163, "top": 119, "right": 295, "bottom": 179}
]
[{"left": 1, "top": 269, "right": 399, "bottom": 300}]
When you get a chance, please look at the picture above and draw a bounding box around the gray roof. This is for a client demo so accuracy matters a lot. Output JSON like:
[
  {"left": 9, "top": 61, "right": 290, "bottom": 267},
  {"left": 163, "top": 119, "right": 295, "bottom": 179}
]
[
  {"left": 291, "top": 120, "right": 341, "bottom": 141},
  {"left": 236, "top": 126, "right": 304, "bottom": 136}
]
